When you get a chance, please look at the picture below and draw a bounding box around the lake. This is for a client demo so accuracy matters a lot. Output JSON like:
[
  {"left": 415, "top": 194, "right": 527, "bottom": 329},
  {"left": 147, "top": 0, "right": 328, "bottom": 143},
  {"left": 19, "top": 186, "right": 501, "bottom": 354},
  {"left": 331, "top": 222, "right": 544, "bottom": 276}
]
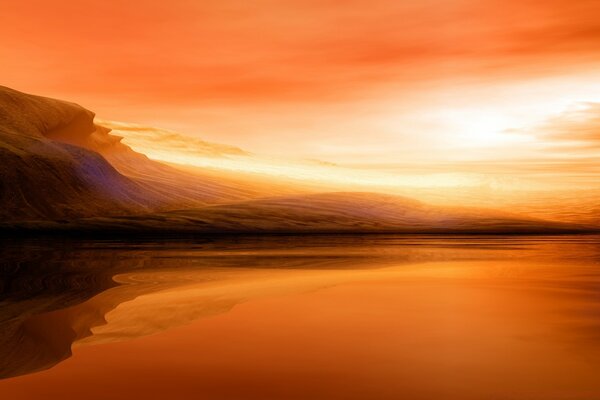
[{"left": 1, "top": 235, "right": 599, "bottom": 399}]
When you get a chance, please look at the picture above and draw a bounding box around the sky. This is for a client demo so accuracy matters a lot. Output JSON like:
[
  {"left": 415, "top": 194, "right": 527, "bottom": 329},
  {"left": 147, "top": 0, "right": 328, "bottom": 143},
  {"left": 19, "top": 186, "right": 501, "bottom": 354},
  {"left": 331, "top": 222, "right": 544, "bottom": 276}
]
[{"left": 2, "top": 0, "right": 600, "bottom": 190}]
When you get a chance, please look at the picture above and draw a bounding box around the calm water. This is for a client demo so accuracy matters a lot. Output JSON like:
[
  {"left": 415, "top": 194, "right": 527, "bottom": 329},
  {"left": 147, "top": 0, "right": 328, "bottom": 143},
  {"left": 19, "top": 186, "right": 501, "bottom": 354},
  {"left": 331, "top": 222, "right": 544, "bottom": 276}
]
[{"left": 1, "top": 235, "right": 600, "bottom": 399}]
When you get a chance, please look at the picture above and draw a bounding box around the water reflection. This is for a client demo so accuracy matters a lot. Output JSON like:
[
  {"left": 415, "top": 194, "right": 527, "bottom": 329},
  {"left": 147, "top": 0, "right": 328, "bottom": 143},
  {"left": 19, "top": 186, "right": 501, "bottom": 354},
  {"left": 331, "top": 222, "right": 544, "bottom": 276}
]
[{"left": 1, "top": 235, "right": 600, "bottom": 398}]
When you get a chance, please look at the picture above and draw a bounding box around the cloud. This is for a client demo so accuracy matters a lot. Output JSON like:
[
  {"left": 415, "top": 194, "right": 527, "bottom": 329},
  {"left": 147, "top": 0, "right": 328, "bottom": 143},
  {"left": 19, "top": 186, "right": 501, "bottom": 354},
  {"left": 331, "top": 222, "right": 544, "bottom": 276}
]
[
  {"left": 537, "top": 103, "right": 600, "bottom": 150},
  {"left": 2, "top": 0, "right": 600, "bottom": 105},
  {"left": 98, "top": 120, "right": 249, "bottom": 158}
]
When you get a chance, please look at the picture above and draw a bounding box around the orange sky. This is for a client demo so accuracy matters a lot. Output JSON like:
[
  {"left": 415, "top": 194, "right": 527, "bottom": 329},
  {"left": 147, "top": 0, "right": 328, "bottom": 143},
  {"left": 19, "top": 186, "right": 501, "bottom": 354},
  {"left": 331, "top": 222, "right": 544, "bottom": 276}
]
[{"left": 2, "top": 0, "right": 600, "bottom": 188}]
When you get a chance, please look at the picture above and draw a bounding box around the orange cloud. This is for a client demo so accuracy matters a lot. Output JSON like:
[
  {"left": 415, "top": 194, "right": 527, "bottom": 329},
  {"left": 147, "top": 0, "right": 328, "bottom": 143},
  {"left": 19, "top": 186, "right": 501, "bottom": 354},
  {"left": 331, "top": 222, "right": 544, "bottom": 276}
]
[
  {"left": 2, "top": 0, "right": 600, "bottom": 106},
  {"left": 99, "top": 120, "right": 249, "bottom": 158},
  {"left": 537, "top": 103, "right": 600, "bottom": 150}
]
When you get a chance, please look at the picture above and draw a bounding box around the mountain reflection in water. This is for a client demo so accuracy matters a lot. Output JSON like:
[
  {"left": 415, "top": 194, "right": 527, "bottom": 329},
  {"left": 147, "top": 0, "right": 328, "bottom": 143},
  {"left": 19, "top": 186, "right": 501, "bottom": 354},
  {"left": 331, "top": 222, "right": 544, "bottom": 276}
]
[{"left": 1, "top": 235, "right": 600, "bottom": 399}]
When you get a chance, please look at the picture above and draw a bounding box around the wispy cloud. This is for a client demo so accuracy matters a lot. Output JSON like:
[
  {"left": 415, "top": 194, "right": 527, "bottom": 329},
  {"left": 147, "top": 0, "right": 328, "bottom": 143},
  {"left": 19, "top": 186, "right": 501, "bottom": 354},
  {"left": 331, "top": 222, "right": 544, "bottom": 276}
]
[
  {"left": 98, "top": 120, "right": 249, "bottom": 158},
  {"left": 536, "top": 103, "right": 600, "bottom": 151}
]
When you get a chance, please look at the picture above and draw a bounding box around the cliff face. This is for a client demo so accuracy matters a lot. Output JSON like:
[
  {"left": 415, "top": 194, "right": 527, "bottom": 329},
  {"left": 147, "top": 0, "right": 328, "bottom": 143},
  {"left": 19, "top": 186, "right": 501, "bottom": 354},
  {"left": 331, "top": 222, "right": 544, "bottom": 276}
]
[
  {"left": 0, "top": 86, "right": 163, "bottom": 221},
  {"left": 0, "top": 85, "right": 131, "bottom": 152},
  {"left": 0, "top": 86, "right": 299, "bottom": 223}
]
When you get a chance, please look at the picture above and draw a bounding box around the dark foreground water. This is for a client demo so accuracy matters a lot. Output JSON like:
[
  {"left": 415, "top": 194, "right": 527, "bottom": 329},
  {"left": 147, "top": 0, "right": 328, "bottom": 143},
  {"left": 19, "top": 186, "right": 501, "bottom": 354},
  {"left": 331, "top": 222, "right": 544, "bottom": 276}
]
[{"left": 1, "top": 235, "right": 600, "bottom": 399}]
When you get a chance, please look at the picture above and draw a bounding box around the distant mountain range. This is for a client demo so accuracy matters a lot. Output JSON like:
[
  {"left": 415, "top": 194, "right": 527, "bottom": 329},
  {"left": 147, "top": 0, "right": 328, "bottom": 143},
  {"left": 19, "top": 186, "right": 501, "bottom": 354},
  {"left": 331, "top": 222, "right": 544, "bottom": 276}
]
[{"left": 0, "top": 86, "right": 590, "bottom": 234}]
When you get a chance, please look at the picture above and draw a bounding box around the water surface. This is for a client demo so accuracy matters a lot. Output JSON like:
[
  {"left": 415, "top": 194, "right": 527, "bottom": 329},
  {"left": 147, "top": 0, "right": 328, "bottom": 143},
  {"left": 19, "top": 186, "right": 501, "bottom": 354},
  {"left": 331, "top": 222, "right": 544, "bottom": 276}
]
[{"left": 1, "top": 235, "right": 600, "bottom": 399}]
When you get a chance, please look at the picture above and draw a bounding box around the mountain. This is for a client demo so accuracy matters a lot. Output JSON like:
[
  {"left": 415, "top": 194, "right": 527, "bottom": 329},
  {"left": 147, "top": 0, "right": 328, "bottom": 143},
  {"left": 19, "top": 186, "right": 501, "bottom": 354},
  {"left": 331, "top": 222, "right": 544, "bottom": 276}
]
[
  {"left": 6, "top": 192, "right": 578, "bottom": 234},
  {"left": 0, "top": 86, "right": 300, "bottom": 222},
  {"left": 0, "top": 86, "right": 587, "bottom": 233},
  {"left": 0, "top": 86, "right": 164, "bottom": 221}
]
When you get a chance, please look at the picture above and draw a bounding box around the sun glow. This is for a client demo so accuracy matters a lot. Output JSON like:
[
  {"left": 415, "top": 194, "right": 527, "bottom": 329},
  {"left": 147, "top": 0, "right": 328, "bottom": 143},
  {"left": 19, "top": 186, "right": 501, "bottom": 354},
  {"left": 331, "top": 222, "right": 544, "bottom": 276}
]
[
  {"left": 432, "top": 108, "right": 522, "bottom": 148},
  {"left": 104, "top": 120, "right": 539, "bottom": 198}
]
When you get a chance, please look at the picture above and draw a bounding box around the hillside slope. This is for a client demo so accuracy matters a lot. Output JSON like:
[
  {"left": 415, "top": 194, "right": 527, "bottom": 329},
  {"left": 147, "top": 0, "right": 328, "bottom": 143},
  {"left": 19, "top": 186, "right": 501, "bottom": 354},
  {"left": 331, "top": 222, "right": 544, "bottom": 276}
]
[
  {"left": 8, "top": 192, "right": 580, "bottom": 234},
  {"left": 0, "top": 86, "right": 165, "bottom": 221},
  {"left": 0, "top": 86, "right": 302, "bottom": 222}
]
